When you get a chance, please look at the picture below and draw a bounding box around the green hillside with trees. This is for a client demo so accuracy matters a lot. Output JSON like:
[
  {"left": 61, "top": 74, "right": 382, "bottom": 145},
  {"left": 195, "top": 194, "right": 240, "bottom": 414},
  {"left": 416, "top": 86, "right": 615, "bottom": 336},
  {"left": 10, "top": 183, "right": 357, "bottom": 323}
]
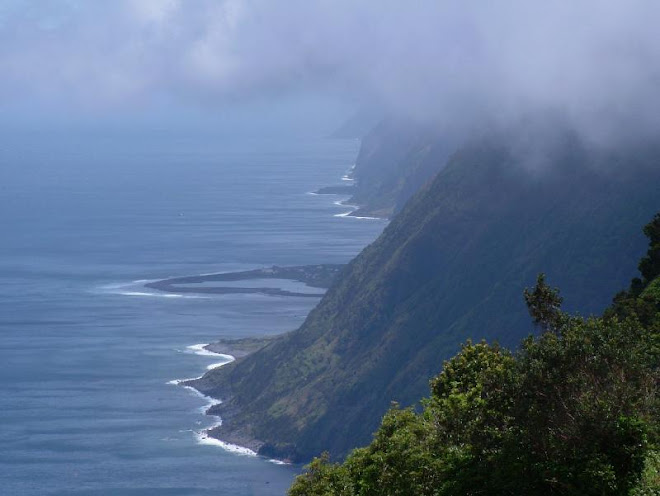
[
  {"left": 289, "top": 214, "right": 660, "bottom": 495},
  {"left": 189, "top": 125, "right": 660, "bottom": 462}
]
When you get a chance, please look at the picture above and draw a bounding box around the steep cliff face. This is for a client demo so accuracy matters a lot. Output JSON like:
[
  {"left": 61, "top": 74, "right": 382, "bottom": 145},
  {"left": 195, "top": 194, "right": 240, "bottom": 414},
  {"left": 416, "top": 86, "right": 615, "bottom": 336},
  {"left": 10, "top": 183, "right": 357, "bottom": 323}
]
[
  {"left": 190, "top": 129, "right": 660, "bottom": 462},
  {"left": 346, "top": 119, "right": 452, "bottom": 218}
]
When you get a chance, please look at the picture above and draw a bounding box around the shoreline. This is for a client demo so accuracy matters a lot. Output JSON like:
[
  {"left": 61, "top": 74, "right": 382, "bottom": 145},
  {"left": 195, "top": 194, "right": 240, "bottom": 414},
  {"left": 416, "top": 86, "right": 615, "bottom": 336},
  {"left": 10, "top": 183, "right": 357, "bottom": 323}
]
[
  {"left": 169, "top": 342, "right": 289, "bottom": 464},
  {"left": 311, "top": 164, "right": 390, "bottom": 221},
  {"left": 183, "top": 339, "right": 303, "bottom": 463},
  {"left": 168, "top": 167, "right": 384, "bottom": 465},
  {"left": 313, "top": 189, "right": 389, "bottom": 221}
]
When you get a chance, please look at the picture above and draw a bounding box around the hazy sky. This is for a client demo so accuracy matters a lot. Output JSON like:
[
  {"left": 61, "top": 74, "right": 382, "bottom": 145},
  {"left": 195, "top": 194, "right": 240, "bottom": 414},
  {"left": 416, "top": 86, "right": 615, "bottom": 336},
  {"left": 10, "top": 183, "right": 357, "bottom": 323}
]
[{"left": 2, "top": 1, "right": 660, "bottom": 141}]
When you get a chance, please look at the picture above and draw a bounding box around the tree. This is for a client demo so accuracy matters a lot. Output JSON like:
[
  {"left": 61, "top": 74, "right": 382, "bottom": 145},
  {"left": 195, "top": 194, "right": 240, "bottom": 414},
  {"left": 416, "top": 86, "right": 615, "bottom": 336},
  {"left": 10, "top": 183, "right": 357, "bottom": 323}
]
[
  {"left": 639, "top": 213, "right": 660, "bottom": 284},
  {"left": 289, "top": 214, "right": 660, "bottom": 496},
  {"left": 608, "top": 213, "right": 660, "bottom": 326},
  {"left": 524, "top": 273, "right": 564, "bottom": 333}
]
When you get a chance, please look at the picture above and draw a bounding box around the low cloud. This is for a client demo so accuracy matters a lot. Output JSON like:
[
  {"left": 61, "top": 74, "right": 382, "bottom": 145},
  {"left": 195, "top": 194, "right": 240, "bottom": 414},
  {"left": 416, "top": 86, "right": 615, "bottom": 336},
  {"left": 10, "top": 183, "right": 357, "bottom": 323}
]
[{"left": 2, "top": 1, "right": 660, "bottom": 142}]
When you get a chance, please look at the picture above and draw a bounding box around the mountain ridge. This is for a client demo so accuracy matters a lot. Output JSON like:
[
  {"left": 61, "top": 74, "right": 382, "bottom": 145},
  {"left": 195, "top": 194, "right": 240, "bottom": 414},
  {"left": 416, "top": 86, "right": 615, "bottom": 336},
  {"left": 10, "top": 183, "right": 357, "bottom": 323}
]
[{"left": 189, "top": 126, "right": 660, "bottom": 462}]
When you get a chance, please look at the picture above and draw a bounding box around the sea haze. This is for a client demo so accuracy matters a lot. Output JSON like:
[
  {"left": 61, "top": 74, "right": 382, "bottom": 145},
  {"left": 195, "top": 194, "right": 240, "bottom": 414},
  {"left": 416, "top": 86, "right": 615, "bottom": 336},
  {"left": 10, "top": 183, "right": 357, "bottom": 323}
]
[{"left": 0, "top": 133, "right": 386, "bottom": 495}]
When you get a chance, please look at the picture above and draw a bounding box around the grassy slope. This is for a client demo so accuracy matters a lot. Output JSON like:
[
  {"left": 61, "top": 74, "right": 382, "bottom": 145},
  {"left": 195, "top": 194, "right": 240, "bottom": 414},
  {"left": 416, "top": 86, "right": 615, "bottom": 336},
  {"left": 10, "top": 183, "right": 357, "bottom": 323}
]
[{"left": 193, "top": 135, "right": 660, "bottom": 461}]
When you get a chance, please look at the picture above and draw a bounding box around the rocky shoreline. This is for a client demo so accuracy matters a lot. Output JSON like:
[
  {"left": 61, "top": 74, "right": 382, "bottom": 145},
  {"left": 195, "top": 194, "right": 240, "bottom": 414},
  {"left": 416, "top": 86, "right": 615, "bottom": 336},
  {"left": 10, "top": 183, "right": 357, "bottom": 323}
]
[
  {"left": 168, "top": 176, "right": 386, "bottom": 460},
  {"left": 313, "top": 185, "right": 388, "bottom": 220},
  {"left": 182, "top": 338, "right": 291, "bottom": 461},
  {"left": 162, "top": 265, "right": 348, "bottom": 462}
]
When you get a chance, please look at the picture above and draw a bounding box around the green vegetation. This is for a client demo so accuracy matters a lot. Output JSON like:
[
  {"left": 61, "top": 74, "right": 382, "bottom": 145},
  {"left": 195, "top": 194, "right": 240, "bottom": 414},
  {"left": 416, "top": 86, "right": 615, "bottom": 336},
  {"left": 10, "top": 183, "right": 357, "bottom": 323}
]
[
  {"left": 190, "top": 132, "right": 660, "bottom": 461},
  {"left": 289, "top": 214, "right": 660, "bottom": 495},
  {"left": 523, "top": 273, "right": 564, "bottom": 333}
]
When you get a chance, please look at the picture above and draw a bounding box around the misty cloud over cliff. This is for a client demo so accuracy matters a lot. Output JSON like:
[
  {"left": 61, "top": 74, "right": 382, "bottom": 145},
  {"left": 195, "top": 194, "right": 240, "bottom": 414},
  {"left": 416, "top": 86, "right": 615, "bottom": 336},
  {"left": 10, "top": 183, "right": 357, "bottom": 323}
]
[{"left": 2, "top": 1, "right": 660, "bottom": 141}]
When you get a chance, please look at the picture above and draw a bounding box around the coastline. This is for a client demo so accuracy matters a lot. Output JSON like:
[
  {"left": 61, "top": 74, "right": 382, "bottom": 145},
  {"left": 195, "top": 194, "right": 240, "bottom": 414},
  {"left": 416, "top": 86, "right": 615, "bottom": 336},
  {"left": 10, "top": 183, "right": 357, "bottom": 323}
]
[
  {"left": 312, "top": 163, "right": 390, "bottom": 221},
  {"left": 161, "top": 266, "right": 343, "bottom": 464},
  {"left": 169, "top": 167, "right": 388, "bottom": 464},
  {"left": 313, "top": 190, "right": 389, "bottom": 221},
  {"left": 170, "top": 342, "right": 287, "bottom": 463}
]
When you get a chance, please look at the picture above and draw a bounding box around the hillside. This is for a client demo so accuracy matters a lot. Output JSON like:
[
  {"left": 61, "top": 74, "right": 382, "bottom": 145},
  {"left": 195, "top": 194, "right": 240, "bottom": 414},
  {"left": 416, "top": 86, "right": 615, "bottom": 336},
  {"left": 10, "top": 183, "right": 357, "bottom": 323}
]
[
  {"left": 342, "top": 118, "right": 452, "bottom": 218},
  {"left": 189, "top": 128, "right": 660, "bottom": 462},
  {"left": 289, "top": 214, "right": 660, "bottom": 494}
]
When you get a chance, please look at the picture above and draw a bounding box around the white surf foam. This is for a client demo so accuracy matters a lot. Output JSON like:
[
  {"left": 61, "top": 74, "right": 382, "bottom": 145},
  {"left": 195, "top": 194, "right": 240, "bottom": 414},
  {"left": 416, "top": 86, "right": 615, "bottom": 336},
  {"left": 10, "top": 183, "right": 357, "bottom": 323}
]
[
  {"left": 195, "top": 431, "right": 258, "bottom": 456},
  {"left": 166, "top": 377, "right": 204, "bottom": 385},
  {"left": 334, "top": 211, "right": 382, "bottom": 220},
  {"left": 328, "top": 191, "right": 382, "bottom": 221},
  {"left": 333, "top": 199, "right": 359, "bottom": 208},
  {"left": 168, "top": 344, "right": 260, "bottom": 457},
  {"left": 206, "top": 359, "right": 234, "bottom": 370},
  {"left": 186, "top": 343, "right": 218, "bottom": 356},
  {"left": 334, "top": 211, "right": 354, "bottom": 218},
  {"left": 348, "top": 215, "right": 383, "bottom": 220},
  {"left": 178, "top": 384, "right": 221, "bottom": 414},
  {"left": 96, "top": 280, "right": 211, "bottom": 299},
  {"left": 186, "top": 344, "right": 235, "bottom": 361},
  {"left": 118, "top": 291, "right": 209, "bottom": 299}
]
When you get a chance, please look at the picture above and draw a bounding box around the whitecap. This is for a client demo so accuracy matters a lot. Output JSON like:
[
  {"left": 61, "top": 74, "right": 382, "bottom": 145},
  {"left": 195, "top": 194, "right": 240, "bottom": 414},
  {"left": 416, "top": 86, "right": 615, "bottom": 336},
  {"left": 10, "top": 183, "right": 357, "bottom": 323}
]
[
  {"left": 186, "top": 343, "right": 218, "bottom": 356},
  {"left": 118, "top": 291, "right": 209, "bottom": 299},
  {"left": 186, "top": 344, "right": 234, "bottom": 362},
  {"left": 333, "top": 199, "right": 359, "bottom": 209},
  {"left": 334, "top": 211, "right": 382, "bottom": 220},
  {"left": 334, "top": 211, "right": 353, "bottom": 218},
  {"left": 195, "top": 431, "right": 258, "bottom": 456},
  {"left": 166, "top": 376, "right": 204, "bottom": 385},
  {"left": 206, "top": 360, "right": 233, "bottom": 370},
  {"left": 348, "top": 215, "right": 383, "bottom": 220}
]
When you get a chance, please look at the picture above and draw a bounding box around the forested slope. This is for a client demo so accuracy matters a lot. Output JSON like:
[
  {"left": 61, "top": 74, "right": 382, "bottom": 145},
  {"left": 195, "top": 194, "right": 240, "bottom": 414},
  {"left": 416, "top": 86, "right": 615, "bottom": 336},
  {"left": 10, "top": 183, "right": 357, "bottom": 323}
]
[{"left": 289, "top": 213, "right": 660, "bottom": 495}]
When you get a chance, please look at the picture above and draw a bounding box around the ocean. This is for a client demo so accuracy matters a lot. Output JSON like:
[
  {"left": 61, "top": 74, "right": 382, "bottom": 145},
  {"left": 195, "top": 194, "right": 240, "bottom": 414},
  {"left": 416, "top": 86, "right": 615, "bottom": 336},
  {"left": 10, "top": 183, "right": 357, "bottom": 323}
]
[{"left": 0, "top": 133, "right": 386, "bottom": 495}]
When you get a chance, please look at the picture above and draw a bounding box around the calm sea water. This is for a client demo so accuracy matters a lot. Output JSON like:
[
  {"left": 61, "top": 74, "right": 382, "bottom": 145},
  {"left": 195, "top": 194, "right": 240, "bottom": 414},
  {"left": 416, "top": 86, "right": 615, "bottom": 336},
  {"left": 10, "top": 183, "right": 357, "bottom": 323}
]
[{"left": 0, "top": 133, "right": 386, "bottom": 495}]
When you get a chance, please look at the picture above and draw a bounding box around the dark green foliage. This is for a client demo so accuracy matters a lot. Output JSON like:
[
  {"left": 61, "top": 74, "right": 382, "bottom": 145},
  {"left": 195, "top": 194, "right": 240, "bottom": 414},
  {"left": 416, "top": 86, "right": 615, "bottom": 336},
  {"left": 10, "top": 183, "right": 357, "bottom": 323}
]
[
  {"left": 640, "top": 214, "right": 660, "bottom": 283},
  {"left": 524, "top": 273, "right": 565, "bottom": 332},
  {"left": 607, "top": 214, "right": 660, "bottom": 330},
  {"left": 510, "top": 316, "right": 657, "bottom": 494},
  {"left": 289, "top": 215, "right": 660, "bottom": 495},
  {"left": 290, "top": 315, "right": 659, "bottom": 496},
  {"left": 632, "top": 451, "right": 660, "bottom": 496},
  {"left": 288, "top": 453, "right": 354, "bottom": 496}
]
